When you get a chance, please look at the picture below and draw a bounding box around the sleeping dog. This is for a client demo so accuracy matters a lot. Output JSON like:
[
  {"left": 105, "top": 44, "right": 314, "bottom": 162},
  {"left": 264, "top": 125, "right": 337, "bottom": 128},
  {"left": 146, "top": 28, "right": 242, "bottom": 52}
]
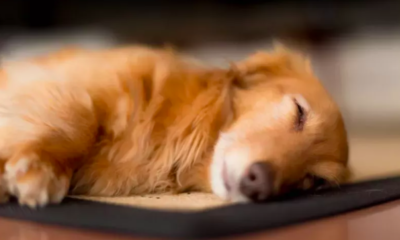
[{"left": 0, "top": 44, "right": 349, "bottom": 207}]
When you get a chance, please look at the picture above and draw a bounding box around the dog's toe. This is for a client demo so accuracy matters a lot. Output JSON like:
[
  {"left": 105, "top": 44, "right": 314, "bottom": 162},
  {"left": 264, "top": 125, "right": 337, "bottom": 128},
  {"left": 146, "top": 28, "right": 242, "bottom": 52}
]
[{"left": 4, "top": 155, "right": 69, "bottom": 208}]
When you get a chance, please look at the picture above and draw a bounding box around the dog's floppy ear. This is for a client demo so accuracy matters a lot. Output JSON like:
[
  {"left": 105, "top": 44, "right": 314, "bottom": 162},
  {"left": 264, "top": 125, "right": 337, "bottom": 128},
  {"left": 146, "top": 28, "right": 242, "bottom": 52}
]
[
  {"left": 227, "top": 61, "right": 274, "bottom": 89},
  {"left": 226, "top": 62, "right": 248, "bottom": 89},
  {"left": 226, "top": 62, "right": 265, "bottom": 89},
  {"left": 233, "top": 44, "right": 313, "bottom": 88}
]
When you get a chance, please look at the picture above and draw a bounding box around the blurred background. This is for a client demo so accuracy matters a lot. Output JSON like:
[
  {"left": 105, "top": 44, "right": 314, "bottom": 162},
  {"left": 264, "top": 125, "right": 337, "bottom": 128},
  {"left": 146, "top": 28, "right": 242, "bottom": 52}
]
[{"left": 0, "top": 0, "right": 399, "bottom": 180}]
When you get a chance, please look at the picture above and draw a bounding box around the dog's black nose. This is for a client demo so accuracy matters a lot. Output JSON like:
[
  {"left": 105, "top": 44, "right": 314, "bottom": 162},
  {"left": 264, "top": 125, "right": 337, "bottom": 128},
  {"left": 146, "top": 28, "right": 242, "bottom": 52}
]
[{"left": 239, "top": 162, "right": 274, "bottom": 201}]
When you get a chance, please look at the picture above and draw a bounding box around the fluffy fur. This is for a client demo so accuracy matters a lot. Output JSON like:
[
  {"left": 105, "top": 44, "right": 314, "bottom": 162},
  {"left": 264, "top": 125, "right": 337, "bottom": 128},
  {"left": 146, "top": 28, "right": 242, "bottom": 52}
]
[{"left": 0, "top": 45, "right": 349, "bottom": 207}]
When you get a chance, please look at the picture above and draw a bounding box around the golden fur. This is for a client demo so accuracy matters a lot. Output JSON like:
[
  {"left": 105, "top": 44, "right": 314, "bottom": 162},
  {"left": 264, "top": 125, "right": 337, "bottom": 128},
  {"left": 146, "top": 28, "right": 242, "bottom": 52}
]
[{"left": 0, "top": 45, "right": 349, "bottom": 207}]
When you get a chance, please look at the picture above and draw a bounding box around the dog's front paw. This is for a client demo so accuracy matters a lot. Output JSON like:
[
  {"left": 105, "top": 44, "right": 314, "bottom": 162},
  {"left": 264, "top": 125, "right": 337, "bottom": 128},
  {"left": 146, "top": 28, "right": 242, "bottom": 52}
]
[{"left": 4, "top": 154, "right": 69, "bottom": 208}]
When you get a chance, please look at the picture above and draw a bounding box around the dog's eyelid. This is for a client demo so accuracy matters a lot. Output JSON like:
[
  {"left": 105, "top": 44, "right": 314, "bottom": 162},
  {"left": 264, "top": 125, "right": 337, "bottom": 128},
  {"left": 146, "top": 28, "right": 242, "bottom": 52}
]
[
  {"left": 293, "top": 98, "right": 307, "bottom": 131},
  {"left": 313, "top": 175, "right": 329, "bottom": 185},
  {"left": 304, "top": 174, "right": 331, "bottom": 190}
]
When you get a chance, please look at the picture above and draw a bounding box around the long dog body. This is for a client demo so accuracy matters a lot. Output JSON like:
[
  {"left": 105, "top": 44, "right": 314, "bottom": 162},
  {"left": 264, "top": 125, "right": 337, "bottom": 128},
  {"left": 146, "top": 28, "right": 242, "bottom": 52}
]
[{"left": 0, "top": 45, "right": 348, "bottom": 207}]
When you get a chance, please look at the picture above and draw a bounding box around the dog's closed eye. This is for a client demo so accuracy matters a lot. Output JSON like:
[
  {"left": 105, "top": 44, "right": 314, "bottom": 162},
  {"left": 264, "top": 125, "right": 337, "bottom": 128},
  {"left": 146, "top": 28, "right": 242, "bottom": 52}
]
[
  {"left": 301, "top": 174, "right": 330, "bottom": 191},
  {"left": 294, "top": 99, "right": 307, "bottom": 131},
  {"left": 312, "top": 175, "right": 331, "bottom": 190}
]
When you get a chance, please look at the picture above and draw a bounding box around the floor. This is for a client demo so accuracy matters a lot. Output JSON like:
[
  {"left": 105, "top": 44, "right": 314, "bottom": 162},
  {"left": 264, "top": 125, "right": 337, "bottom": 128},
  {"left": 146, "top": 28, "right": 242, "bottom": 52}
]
[{"left": 2, "top": 198, "right": 400, "bottom": 240}]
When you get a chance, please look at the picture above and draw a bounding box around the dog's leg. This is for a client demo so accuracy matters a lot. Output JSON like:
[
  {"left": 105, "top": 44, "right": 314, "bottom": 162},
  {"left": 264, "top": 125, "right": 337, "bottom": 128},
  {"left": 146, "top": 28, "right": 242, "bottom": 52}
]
[{"left": 0, "top": 82, "right": 98, "bottom": 208}]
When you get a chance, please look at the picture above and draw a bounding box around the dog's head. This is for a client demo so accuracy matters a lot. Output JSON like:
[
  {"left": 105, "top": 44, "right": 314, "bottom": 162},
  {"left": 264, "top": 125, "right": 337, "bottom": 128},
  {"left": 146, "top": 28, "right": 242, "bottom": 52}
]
[{"left": 210, "top": 45, "right": 349, "bottom": 202}]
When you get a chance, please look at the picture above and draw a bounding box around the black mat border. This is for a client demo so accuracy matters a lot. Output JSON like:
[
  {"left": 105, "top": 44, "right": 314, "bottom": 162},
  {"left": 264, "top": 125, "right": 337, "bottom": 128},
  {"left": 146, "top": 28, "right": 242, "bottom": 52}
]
[{"left": 1, "top": 176, "right": 400, "bottom": 239}]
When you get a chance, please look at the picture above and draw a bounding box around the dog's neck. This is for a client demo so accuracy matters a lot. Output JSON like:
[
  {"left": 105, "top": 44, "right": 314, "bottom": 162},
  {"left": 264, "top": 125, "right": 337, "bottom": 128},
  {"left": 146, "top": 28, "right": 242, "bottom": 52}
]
[
  {"left": 163, "top": 69, "right": 236, "bottom": 192},
  {"left": 106, "top": 66, "right": 236, "bottom": 194}
]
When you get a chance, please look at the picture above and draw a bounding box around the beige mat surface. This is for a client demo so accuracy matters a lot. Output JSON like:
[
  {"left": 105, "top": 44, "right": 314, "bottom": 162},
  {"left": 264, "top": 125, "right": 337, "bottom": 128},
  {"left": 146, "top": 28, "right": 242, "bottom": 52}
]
[
  {"left": 74, "top": 136, "right": 400, "bottom": 211},
  {"left": 76, "top": 193, "right": 226, "bottom": 211}
]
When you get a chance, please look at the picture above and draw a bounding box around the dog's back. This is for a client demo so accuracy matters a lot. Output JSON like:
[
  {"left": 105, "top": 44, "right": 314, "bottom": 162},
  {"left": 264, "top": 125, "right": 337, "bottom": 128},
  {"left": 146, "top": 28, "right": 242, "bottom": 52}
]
[{"left": 0, "top": 46, "right": 233, "bottom": 205}]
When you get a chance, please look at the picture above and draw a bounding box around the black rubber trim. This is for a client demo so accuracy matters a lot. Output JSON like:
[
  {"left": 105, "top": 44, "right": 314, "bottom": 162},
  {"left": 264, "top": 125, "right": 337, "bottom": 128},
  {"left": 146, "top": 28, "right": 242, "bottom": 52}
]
[{"left": 1, "top": 176, "right": 400, "bottom": 239}]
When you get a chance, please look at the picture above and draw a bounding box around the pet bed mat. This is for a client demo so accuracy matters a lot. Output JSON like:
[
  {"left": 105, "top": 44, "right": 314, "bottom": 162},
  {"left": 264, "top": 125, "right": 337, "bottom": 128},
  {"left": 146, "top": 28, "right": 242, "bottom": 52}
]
[{"left": 1, "top": 176, "right": 400, "bottom": 239}]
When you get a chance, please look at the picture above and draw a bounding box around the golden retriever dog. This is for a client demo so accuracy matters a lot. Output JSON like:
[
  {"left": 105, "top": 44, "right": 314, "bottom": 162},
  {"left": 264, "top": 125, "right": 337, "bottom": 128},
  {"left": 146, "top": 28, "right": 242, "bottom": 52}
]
[{"left": 0, "top": 44, "right": 349, "bottom": 207}]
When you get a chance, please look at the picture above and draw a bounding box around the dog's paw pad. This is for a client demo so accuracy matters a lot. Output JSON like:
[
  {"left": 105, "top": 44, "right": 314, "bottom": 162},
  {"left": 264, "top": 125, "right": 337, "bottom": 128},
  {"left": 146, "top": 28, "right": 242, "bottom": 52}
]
[{"left": 5, "top": 155, "right": 69, "bottom": 208}]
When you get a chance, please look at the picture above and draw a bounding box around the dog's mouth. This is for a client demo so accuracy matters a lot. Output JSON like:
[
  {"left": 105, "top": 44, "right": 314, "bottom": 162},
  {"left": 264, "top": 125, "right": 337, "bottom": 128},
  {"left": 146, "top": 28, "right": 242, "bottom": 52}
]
[
  {"left": 220, "top": 160, "right": 250, "bottom": 203},
  {"left": 222, "top": 160, "right": 232, "bottom": 192},
  {"left": 219, "top": 159, "right": 337, "bottom": 203}
]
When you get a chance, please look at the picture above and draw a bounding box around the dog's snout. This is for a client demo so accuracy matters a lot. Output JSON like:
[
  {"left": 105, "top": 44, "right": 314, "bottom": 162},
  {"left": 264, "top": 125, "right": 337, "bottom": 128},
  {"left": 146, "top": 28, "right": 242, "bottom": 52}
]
[{"left": 239, "top": 162, "right": 274, "bottom": 202}]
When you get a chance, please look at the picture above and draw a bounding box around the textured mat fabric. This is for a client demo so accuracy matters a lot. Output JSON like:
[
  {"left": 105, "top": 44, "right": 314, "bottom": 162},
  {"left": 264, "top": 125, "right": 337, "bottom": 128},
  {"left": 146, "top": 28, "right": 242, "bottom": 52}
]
[
  {"left": 1, "top": 176, "right": 400, "bottom": 239},
  {"left": 75, "top": 193, "right": 227, "bottom": 210}
]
